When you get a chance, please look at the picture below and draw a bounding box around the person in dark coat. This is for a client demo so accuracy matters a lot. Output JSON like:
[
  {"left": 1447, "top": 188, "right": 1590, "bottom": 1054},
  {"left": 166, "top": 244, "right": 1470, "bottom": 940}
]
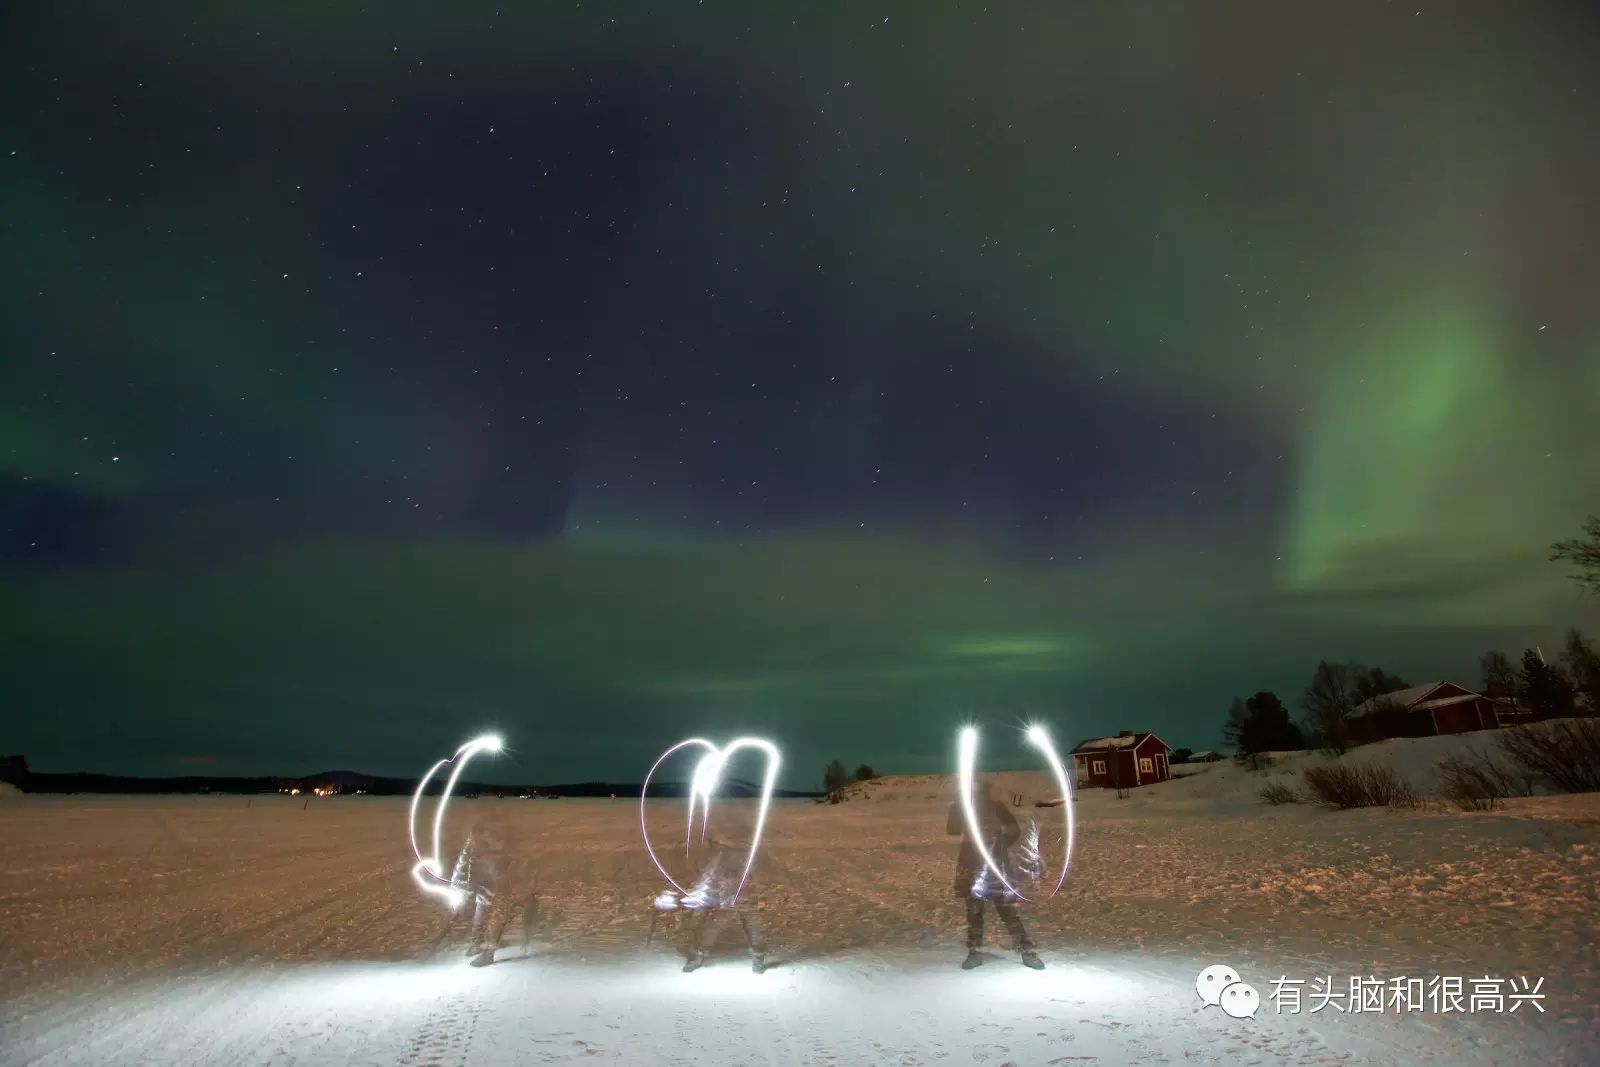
[{"left": 947, "top": 776, "right": 1043, "bottom": 970}]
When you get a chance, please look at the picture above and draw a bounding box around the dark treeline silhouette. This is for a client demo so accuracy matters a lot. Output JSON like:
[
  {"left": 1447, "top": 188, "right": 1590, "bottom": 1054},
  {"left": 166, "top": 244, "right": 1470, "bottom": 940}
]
[
  {"left": 1223, "top": 692, "right": 1306, "bottom": 768},
  {"left": 1300, "top": 661, "right": 1412, "bottom": 756},
  {"left": 13, "top": 770, "right": 821, "bottom": 798},
  {"left": 1, "top": 754, "right": 29, "bottom": 788},
  {"left": 1479, "top": 630, "right": 1598, "bottom": 718},
  {"left": 1213, "top": 509, "right": 1600, "bottom": 766},
  {"left": 819, "top": 759, "right": 879, "bottom": 803},
  {"left": 1224, "top": 630, "right": 1600, "bottom": 767}
]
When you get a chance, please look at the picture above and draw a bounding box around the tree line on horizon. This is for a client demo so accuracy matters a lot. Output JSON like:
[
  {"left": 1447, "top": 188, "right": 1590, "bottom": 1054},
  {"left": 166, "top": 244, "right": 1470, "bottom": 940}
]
[
  {"left": 822, "top": 759, "right": 877, "bottom": 798},
  {"left": 1223, "top": 516, "right": 1600, "bottom": 765}
]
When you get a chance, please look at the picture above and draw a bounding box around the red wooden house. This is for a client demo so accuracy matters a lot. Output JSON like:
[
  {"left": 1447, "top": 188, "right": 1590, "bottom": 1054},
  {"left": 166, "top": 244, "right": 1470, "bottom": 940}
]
[
  {"left": 1070, "top": 731, "right": 1172, "bottom": 788},
  {"left": 1347, "top": 681, "right": 1515, "bottom": 744}
]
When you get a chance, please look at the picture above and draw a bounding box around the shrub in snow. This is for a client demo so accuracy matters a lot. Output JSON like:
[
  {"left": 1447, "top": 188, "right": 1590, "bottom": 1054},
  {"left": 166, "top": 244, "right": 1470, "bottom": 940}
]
[
  {"left": 1497, "top": 719, "right": 1600, "bottom": 794},
  {"left": 1497, "top": 723, "right": 1600, "bottom": 796},
  {"left": 1302, "top": 763, "right": 1418, "bottom": 810},
  {"left": 1232, "top": 750, "right": 1283, "bottom": 773},
  {"left": 1365, "top": 766, "right": 1420, "bottom": 810},
  {"left": 1435, "top": 750, "right": 1532, "bottom": 811},
  {"left": 1257, "top": 780, "right": 1303, "bottom": 806}
]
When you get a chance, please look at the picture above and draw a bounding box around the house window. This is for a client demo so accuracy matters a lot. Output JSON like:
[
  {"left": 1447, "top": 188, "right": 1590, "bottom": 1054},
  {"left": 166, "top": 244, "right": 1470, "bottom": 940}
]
[
  {"left": 1091, "top": 760, "right": 1106, "bottom": 775},
  {"left": 1139, "top": 757, "right": 1153, "bottom": 774}
]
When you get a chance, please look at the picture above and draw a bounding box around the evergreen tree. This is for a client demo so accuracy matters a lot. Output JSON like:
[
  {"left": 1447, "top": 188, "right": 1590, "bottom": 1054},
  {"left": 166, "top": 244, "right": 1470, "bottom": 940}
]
[
  {"left": 1227, "top": 691, "right": 1304, "bottom": 768},
  {"left": 1519, "top": 649, "right": 1576, "bottom": 717}
]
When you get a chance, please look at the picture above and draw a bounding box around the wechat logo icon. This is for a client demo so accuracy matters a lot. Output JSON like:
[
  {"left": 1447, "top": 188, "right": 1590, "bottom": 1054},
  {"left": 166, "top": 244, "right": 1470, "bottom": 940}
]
[{"left": 1196, "top": 963, "right": 1259, "bottom": 1020}]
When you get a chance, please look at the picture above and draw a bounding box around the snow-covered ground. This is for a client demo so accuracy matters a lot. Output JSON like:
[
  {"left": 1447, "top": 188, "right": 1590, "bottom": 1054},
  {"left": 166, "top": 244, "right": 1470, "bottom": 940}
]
[{"left": 2, "top": 737, "right": 1597, "bottom": 1065}]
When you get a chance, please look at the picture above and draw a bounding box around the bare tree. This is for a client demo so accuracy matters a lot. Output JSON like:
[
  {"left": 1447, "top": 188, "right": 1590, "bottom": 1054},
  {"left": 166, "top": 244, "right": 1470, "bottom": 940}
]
[
  {"left": 1349, "top": 665, "right": 1410, "bottom": 705},
  {"left": 1551, "top": 515, "right": 1600, "bottom": 596},
  {"left": 1479, "top": 650, "right": 1519, "bottom": 701},
  {"left": 1222, "top": 696, "right": 1247, "bottom": 756},
  {"left": 1560, "top": 629, "right": 1600, "bottom": 712},
  {"left": 1302, "top": 661, "right": 1356, "bottom": 756},
  {"left": 823, "top": 759, "right": 849, "bottom": 800}
]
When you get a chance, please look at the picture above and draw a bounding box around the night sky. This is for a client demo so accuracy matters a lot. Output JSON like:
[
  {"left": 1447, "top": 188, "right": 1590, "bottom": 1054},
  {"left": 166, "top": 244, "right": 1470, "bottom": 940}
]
[{"left": 4, "top": 2, "right": 1598, "bottom": 787}]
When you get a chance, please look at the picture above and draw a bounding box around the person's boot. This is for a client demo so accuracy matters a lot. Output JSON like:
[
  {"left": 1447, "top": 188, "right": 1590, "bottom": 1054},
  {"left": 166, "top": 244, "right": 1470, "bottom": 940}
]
[
  {"left": 682, "top": 951, "right": 706, "bottom": 973},
  {"left": 961, "top": 949, "right": 983, "bottom": 970},
  {"left": 470, "top": 947, "right": 496, "bottom": 967},
  {"left": 1020, "top": 948, "right": 1044, "bottom": 970},
  {"left": 751, "top": 952, "right": 767, "bottom": 975}
]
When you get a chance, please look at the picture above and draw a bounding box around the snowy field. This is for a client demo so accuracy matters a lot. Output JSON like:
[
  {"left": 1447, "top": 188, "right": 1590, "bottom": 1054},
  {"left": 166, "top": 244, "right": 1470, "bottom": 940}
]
[{"left": 2, "top": 743, "right": 1597, "bottom": 1065}]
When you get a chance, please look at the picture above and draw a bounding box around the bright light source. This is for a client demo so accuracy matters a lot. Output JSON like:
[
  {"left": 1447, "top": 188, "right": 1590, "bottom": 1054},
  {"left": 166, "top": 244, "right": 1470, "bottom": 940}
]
[
  {"left": 407, "top": 733, "right": 504, "bottom": 909},
  {"left": 957, "top": 723, "right": 1076, "bottom": 903},
  {"left": 640, "top": 736, "right": 781, "bottom": 906}
]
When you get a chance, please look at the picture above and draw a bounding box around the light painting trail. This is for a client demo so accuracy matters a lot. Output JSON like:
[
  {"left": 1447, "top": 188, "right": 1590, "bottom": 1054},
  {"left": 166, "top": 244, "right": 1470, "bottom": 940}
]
[
  {"left": 640, "top": 736, "right": 781, "bottom": 906},
  {"left": 407, "top": 733, "right": 503, "bottom": 909},
  {"left": 957, "top": 724, "right": 1076, "bottom": 903}
]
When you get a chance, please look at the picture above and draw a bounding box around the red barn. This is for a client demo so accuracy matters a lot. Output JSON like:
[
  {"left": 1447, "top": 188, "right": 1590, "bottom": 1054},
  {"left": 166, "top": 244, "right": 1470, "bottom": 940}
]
[
  {"left": 1070, "top": 731, "right": 1172, "bottom": 788},
  {"left": 1348, "top": 681, "right": 1510, "bottom": 744}
]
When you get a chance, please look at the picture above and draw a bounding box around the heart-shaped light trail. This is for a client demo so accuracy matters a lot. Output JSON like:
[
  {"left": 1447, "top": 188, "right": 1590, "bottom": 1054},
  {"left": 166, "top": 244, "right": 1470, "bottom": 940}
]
[
  {"left": 957, "top": 724, "right": 1076, "bottom": 903},
  {"left": 408, "top": 733, "right": 503, "bottom": 909},
  {"left": 639, "top": 737, "right": 781, "bottom": 906}
]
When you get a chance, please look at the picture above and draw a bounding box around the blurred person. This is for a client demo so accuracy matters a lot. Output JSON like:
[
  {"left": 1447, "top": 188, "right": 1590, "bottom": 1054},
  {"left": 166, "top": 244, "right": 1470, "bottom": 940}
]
[
  {"left": 457, "top": 817, "right": 535, "bottom": 966},
  {"left": 947, "top": 775, "right": 1044, "bottom": 970},
  {"left": 679, "top": 836, "right": 767, "bottom": 974}
]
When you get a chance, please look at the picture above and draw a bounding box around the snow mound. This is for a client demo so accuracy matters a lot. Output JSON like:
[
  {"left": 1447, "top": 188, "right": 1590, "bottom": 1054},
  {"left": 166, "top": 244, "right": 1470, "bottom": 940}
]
[
  {"left": 0, "top": 782, "right": 19, "bottom": 799},
  {"left": 835, "top": 721, "right": 1592, "bottom": 815}
]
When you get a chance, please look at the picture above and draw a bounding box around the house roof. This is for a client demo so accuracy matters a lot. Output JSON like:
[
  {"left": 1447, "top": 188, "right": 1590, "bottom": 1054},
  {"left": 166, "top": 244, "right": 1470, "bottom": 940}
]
[
  {"left": 1350, "top": 681, "right": 1489, "bottom": 718},
  {"left": 1070, "top": 732, "right": 1171, "bottom": 755},
  {"left": 1351, "top": 683, "right": 1441, "bottom": 717}
]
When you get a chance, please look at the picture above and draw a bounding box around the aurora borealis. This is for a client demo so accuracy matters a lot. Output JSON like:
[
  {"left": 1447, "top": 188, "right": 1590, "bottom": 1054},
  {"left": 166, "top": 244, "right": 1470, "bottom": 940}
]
[{"left": 3, "top": 2, "right": 1597, "bottom": 785}]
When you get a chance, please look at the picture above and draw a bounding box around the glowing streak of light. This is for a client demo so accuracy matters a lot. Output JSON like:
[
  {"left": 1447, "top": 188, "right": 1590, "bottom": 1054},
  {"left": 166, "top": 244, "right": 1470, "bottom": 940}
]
[
  {"left": 957, "top": 724, "right": 1075, "bottom": 904},
  {"left": 407, "top": 733, "right": 503, "bottom": 909},
  {"left": 640, "top": 737, "right": 716, "bottom": 896},
  {"left": 640, "top": 736, "right": 781, "bottom": 906},
  {"left": 1025, "top": 723, "right": 1077, "bottom": 899}
]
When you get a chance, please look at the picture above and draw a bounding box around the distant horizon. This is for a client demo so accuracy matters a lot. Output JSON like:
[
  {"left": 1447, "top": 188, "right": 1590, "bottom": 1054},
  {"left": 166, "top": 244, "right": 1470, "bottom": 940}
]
[{"left": 9, "top": 765, "right": 827, "bottom": 797}]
